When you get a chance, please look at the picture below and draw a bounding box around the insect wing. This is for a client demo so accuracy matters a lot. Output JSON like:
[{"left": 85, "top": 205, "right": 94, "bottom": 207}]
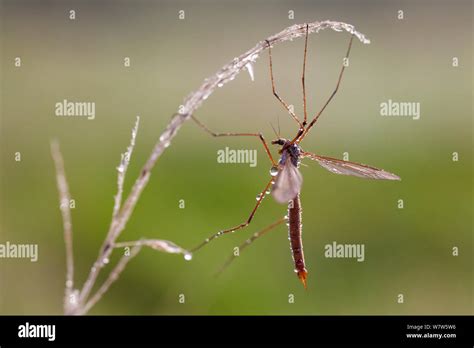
[
  {"left": 272, "top": 159, "right": 303, "bottom": 204},
  {"left": 303, "top": 152, "right": 400, "bottom": 180}
]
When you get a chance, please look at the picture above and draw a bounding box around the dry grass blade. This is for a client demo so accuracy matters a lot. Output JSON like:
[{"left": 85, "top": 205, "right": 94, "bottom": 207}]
[
  {"left": 114, "top": 239, "right": 191, "bottom": 257},
  {"left": 50, "top": 140, "right": 76, "bottom": 314},
  {"left": 80, "top": 245, "right": 142, "bottom": 315}
]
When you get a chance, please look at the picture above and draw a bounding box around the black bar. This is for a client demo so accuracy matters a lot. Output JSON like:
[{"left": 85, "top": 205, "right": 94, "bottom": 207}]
[{"left": 0, "top": 316, "right": 472, "bottom": 346}]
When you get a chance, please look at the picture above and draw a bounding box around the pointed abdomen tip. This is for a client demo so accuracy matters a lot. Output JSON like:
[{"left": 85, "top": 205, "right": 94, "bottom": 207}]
[{"left": 297, "top": 270, "right": 308, "bottom": 289}]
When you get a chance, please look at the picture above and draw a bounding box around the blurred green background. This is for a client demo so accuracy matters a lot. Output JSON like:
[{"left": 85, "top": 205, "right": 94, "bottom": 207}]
[{"left": 0, "top": 0, "right": 472, "bottom": 315}]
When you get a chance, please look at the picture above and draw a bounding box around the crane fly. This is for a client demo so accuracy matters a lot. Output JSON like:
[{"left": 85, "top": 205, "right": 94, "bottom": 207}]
[{"left": 189, "top": 24, "right": 400, "bottom": 288}]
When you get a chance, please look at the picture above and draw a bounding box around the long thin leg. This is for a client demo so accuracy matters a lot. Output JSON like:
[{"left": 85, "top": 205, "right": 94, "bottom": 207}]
[
  {"left": 191, "top": 115, "right": 276, "bottom": 166},
  {"left": 266, "top": 40, "right": 304, "bottom": 130},
  {"left": 302, "top": 24, "right": 309, "bottom": 126},
  {"left": 215, "top": 217, "right": 286, "bottom": 276},
  {"left": 190, "top": 177, "right": 274, "bottom": 253},
  {"left": 297, "top": 34, "right": 354, "bottom": 143}
]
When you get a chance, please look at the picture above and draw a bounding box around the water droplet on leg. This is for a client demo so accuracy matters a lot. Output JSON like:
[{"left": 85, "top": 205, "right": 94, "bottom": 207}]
[{"left": 270, "top": 166, "right": 279, "bottom": 176}]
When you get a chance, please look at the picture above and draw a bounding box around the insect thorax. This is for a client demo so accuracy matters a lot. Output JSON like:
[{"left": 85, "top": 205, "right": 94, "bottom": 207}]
[{"left": 280, "top": 141, "right": 301, "bottom": 167}]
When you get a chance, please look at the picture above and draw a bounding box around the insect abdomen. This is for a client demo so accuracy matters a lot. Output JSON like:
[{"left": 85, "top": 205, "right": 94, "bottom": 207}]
[{"left": 288, "top": 193, "right": 307, "bottom": 288}]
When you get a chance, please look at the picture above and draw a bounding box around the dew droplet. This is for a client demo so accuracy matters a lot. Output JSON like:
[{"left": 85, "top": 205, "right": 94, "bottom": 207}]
[
  {"left": 102, "top": 258, "right": 110, "bottom": 265},
  {"left": 217, "top": 82, "right": 224, "bottom": 87},
  {"left": 256, "top": 193, "right": 262, "bottom": 201},
  {"left": 265, "top": 189, "right": 271, "bottom": 195},
  {"left": 270, "top": 166, "right": 279, "bottom": 176},
  {"left": 184, "top": 253, "right": 193, "bottom": 261}
]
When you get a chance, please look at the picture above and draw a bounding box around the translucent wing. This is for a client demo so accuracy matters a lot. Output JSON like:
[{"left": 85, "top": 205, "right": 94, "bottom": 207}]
[
  {"left": 272, "top": 159, "right": 303, "bottom": 204},
  {"left": 302, "top": 152, "right": 400, "bottom": 180}
]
